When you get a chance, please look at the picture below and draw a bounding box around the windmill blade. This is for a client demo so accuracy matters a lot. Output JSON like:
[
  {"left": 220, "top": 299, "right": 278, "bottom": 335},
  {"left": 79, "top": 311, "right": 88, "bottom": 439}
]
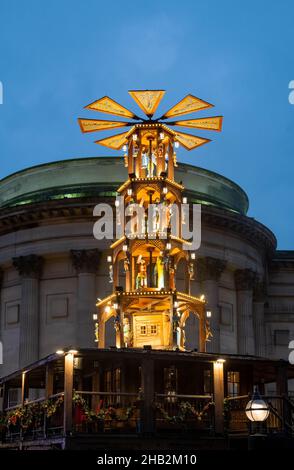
[
  {"left": 162, "top": 94, "right": 213, "bottom": 119},
  {"left": 85, "top": 96, "right": 137, "bottom": 119},
  {"left": 175, "top": 131, "right": 211, "bottom": 150},
  {"left": 78, "top": 118, "right": 130, "bottom": 133},
  {"left": 172, "top": 116, "right": 223, "bottom": 132},
  {"left": 94, "top": 128, "right": 135, "bottom": 150},
  {"left": 129, "top": 90, "right": 165, "bottom": 117}
]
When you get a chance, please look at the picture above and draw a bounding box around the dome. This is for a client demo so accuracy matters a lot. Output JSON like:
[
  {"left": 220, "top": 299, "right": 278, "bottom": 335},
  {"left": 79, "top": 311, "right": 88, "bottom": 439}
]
[{"left": 0, "top": 157, "right": 249, "bottom": 215}]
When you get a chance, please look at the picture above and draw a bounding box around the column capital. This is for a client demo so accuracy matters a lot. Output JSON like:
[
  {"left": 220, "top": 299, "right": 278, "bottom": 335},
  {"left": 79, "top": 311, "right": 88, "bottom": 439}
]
[
  {"left": 234, "top": 268, "right": 256, "bottom": 291},
  {"left": 253, "top": 279, "right": 267, "bottom": 302},
  {"left": 13, "top": 255, "right": 43, "bottom": 279},
  {"left": 71, "top": 249, "right": 101, "bottom": 274},
  {"left": 197, "top": 257, "right": 227, "bottom": 282}
]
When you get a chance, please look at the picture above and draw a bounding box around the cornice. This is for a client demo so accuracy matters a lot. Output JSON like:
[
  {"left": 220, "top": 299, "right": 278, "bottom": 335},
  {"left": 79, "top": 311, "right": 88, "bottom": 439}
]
[{"left": 0, "top": 197, "right": 277, "bottom": 255}]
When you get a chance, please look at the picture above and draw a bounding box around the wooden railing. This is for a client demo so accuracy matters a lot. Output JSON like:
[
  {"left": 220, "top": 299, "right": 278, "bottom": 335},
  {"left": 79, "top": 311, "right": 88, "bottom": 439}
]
[
  {"left": 3, "top": 392, "right": 64, "bottom": 442},
  {"left": 72, "top": 391, "right": 142, "bottom": 434},
  {"left": 154, "top": 393, "right": 215, "bottom": 434},
  {"left": 224, "top": 395, "right": 294, "bottom": 435}
]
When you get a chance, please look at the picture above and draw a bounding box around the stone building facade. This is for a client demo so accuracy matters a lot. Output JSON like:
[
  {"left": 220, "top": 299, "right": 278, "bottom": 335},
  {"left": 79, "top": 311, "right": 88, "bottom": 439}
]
[{"left": 0, "top": 157, "right": 293, "bottom": 387}]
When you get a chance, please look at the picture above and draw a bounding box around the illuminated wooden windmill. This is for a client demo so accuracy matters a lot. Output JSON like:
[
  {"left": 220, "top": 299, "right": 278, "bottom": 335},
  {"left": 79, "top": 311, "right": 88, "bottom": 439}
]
[{"left": 78, "top": 90, "right": 223, "bottom": 352}]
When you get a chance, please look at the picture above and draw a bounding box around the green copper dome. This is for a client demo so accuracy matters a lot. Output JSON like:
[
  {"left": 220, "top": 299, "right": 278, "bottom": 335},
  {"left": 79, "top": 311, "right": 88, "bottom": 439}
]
[{"left": 0, "top": 157, "right": 249, "bottom": 214}]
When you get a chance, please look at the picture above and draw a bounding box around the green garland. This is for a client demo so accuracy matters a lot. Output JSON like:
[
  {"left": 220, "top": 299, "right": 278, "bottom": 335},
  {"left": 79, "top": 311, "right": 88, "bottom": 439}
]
[
  {"left": 3, "top": 393, "right": 137, "bottom": 431},
  {"left": 72, "top": 393, "right": 136, "bottom": 423},
  {"left": 154, "top": 400, "right": 215, "bottom": 424}
]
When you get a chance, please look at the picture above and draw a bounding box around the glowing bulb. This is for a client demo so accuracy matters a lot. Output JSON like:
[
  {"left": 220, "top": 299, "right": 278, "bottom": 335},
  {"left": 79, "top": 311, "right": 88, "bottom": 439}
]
[
  {"left": 200, "top": 294, "right": 205, "bottom": 301},
  {"left": 163, "top": 187, "right": 168, "bottom": 194},
  {"left": 123, "top": 145, "right": 127, "bottom": 151},
  {"left": 92, "top": 313, "right": 98, "bottom": 320},
  {"left": 115, "top": 200, "right": 120, "bottom": 207},
  {"left": 127, "top": 188, "right": 132, "bottom": 196},
  {"left": 182, "top": 197, "right": 187, "bottom": 204},
  {"left": 159, "top": 132, "right": 164, "bottom": 140},
  {"left": 166, "top": 242, "right": 171, "bottom": 250},
  {"left": 191, "top": 252, "right": 196, "bottom": 260},
  {"left": 107, "top": 256, "right": 112, "bottom": 263},
  {"left": 206, "top": 310, "right": 212, "bottom": 318},
  {"left": 123, "top": 244, "right": 128, "bottom": 252},
  {"left": 133, "top": 134, "right": 138, "bottom": 141},
  {"left": 175, "top": 141, "right": 179, "bottom": 148}
]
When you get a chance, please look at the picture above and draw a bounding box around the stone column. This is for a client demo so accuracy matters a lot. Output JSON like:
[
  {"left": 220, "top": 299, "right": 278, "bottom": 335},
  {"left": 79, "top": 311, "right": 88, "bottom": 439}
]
[
  {"left": 13, "top": 255, "right": 43, "bottom": 368},
  {"left": 253, "top": 281, "right": 266, "bottom": 357},
  {"left": 71, "top": 249, "right": 101, "bottom": 348},
  {"left": 234, "top": 269, "right": 256, "bottom": 356},
  {"left": 198, "top": 257, "right": 226, "bottom": 353}
]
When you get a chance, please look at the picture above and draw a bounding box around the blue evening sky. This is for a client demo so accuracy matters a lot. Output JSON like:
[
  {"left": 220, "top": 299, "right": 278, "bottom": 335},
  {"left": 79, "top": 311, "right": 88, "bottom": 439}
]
[{"left": 0, "top": 0, "right": 293, "bottom": 248}]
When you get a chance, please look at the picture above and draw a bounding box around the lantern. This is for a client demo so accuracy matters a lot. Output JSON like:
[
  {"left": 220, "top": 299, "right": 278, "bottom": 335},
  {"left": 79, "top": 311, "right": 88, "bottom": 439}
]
[{"left": 245, "top": 388, "right": 269, "bottom": 422}]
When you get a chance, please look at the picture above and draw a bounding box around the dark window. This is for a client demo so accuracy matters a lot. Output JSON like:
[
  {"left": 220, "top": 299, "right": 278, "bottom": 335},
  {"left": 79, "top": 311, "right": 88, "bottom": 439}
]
[
  {"left": 227, "top": 371, "right": 240, "bottom": 397},
  {"left": 204, "top": 369, "right": 212, "bottom": 395}
]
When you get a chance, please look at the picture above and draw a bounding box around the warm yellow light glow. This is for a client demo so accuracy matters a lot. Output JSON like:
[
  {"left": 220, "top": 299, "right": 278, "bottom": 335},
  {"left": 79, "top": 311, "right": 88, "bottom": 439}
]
[
  {"left": 68, "top": 349, "right": 78, "bottom": 355},
  {"left": 123, "top": 244, "right": 128, "bottom": 252},
  {"left": 216, "top": 358, "right": 226, "bottom": 364},
  {"left": 105, "top": 305, "right": 111, "bottom": 313},
  {"left": 107, "top": 256, "right": 112, "bottom": 263},
  {"left": 166, "top": 242, "right": 171, "bottom": 250},
  {"left": 200, "top": 294, "right": 205, "bottom": 301},
  {"left": 206, "top": 310, "right": 212, "bottom": 318},
  {"left": 93, "top": 313, "right": 98, "bottom": 320},
  {"left": 56, "top": 350, "right": 64, "bottom": 355},
  {"left": 191, "top": 252, "right": 196, "bottom": 260}
]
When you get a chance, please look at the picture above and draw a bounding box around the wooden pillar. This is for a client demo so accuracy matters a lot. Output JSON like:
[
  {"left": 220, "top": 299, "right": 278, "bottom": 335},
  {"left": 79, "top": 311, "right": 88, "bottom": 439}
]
[
  {"left": 98, "top": 312, "right": 105, "bottom": 348},
  {"left": 199, "top": 311, "right": 206, "bottom": 353},
  {"left": 168, "top": 142, "right": 174, "bottom": 180},
  {"left": 92, "top": 370, "right": 100, "bottom": 412},
  {"left": 45, "top": 364, "right": 54, "bottom": 398},
  {"left": 213, "top": 360, "right": 225, "bottom": 434},
  {"left": 276, "top": 362, "right": 290, "bottom": 432},
  {"left": 21, "top": 371, "right": 28, "bottom": 405},
  {"left": 128, "top": 142, "right": 134, "bottom": 174},
  {"left": 141, "top": 355, "right": 155, "bottom": 433},
  {"left": 276, "top": 362, "right": 288, "bottom": 396},
  {"left": 63, "top": 353, "right": 74, "bottom": 435},
  {"left": 137, "top": 148, "right": 142, "bottom": 178}
]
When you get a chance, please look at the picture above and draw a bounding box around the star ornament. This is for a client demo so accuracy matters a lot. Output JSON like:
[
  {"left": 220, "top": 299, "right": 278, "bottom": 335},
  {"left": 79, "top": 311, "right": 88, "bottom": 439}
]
[{"left": 78, "top": 90, "right": 223, "bottom": 151}]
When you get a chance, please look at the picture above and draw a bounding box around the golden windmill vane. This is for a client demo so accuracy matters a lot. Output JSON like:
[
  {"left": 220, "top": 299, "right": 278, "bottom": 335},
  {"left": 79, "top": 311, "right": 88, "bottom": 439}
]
[{"left": 78, "top": 90, "right": 223, "bottom": 151}]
